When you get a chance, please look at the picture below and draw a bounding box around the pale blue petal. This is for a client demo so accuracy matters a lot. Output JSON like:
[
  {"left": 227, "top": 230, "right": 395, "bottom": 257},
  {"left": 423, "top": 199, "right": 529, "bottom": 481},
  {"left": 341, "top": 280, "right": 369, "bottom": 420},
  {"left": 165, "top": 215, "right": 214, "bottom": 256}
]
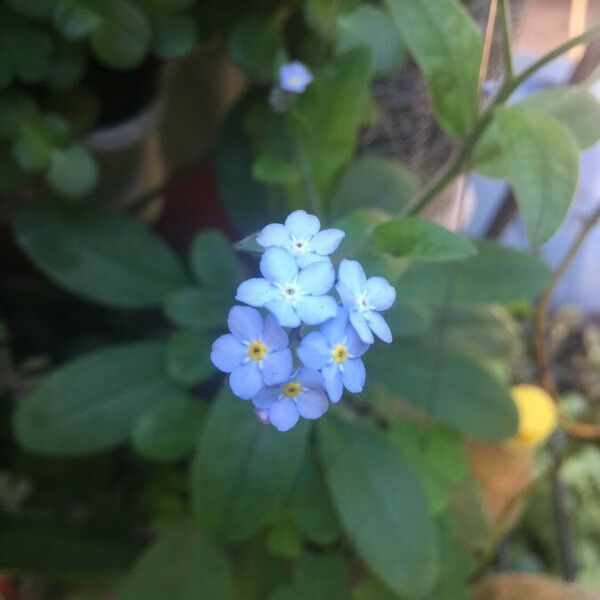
[
  {"left": 257, "top": 223, "right": 291, "bottom": 248},
  {"left": 262, "top": 349, "right": 294, "bottom": 385},
  {"left": 285, "top": 209, "right": 320, "bottom": 238},
  {"left": 296, "top": 252, "right": 328, "bottom": 269},
  {"left": 227, "top": 305, "right": 263, "bottom": 341},
  {"left": 346, "top": 325, "right": 369, "bottom": 357},
  {"left": 265, "top": 299, "right": 301, "bottom": 327},
  {"left": 279, "top": 62, "right": 313, "bottom": 93},
  {"left": 336, "top": 281, "right": 356, "bottom": 309},
  {"left": 366, "top": 277, "right": 396, "bottom": 311},
  {"left": 338, "top": 259, "right": 367, "bottom": 296},
  {"left": 322, "top": 363, "right": 343, "bottom": 403},
  {"left": 342, "top": 358, "right": 366, "bottom": 393},
  {"left": 262, "top": 314, "right": 288, "bottom": 350},
  {"left": 297, "top": 390, "right": 329, "bottom": 419},
  {"left": 252, "top": 386, "right": 280, "bottom": 409},
  {"left": 320, "top": 308, "right": 348, "bottom": 345},
  {"left": 236, "top": 278, "right": 277, "bottom": 307},
  {"left": 210, "top": 334, "right": 246, "bottom": 372},
  {"left": 229, "top": 361, "right": 263, "bottom": 400},
  {"left": 310, "top": 228, "right": 345, "bottom": 255},
  {"left": 269, "top": 398, "right": 300, "bottom": 432},
  {"left": 365, "top": 311, "right": 393, "bottom": 343},
  {"left": 296, "top": 367, "right": 325, "bottom": 390},
  {"left": 296, "top": 295, "right": 338, "bottom": 326},
  {"left": 260, "top": 247, "right": 298, "bottom": 283},
  {"left": 298, "top": 261, "right": 334, "bottom": 295},
  {"left": 297, "top": 331, "right": 331, "bottom": 369},
  {"left": 350, "top": 310, "right": 374, "bottom": 344}
]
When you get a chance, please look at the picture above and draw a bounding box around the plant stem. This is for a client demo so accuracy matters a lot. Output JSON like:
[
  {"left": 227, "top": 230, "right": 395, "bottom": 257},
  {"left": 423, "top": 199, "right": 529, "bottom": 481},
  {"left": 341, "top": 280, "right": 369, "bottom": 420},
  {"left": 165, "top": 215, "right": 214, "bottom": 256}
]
[{"left": 498, "top": 0, "right": 514, "bottom": 79}]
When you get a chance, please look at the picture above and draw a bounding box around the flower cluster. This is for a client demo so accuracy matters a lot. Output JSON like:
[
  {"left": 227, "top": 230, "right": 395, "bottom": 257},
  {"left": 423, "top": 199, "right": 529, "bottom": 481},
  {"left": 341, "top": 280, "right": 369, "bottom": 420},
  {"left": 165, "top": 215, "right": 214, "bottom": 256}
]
[{"left": 211, "top": 210, "right": 396, "bottom": 432}]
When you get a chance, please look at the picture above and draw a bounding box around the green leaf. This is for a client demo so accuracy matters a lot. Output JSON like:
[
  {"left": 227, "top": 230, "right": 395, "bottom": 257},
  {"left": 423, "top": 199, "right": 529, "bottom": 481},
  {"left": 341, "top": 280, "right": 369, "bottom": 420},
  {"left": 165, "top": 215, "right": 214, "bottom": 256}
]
[
  {"left": 132, "top": 394, "right": 206, "bottom": 461},
  {"left": 352, "top": 580, "right": 398, "bottom": 600},
  {"left": 335, "top": 5, "right": 405, "bottom": 75},
  {"left": 7, "top": 0, "right": 53, "bottom": 19},
  {"left": 14, "top": 341, "right": 175, "bottom": 456},
  {"left": 166, "top": 330, "right": 213, "bottom": 387},
  {"left": 494, "top": 107, "right": 579, "bottom": 244},
  {"left": 228, "top": 16, "right": 282, "bottom": 83},
  {"left": 14, "top": 203, "right": 188, "bottom": 308},
  {"left": 366, "top": 337, "right": 518, "bottom": 441},
  {"left": 163, "top": 287, "right": 228, "bottom": 332},
  {"left": 373, "top": 218, "right": 477, "bottom": 262},
  {"left": 396, "top": 240, "right": 552, "bottom": 307},
  {"left": 384, "top": 0, "right": 482, "bottom": 137},
  {"left": 47, "top": 40, "right": 88, "bottom": 90},
  {"left": 191, "top": 386, "right": 309, "bottom": 542},
  {"left": 252, "top": 154, "right": 302, "bottom": 185},
  {"left": 119, "top": 520, "right": 234, "bottom": 600},
  {"left": 150, "top": 12, "right": 197, "bottom": 58},
  {"left": 47, "top": 145, "right": 98, "bottom": 197},
  {"left": 330, "top": 155, "right": 417, "bottom": 220},
  {"left": 53, "top": 0, "right": 100, "bottom": 39},
  {"left": 265, "top": 519, "right": 303, "bottom": 559},
  {"left": 319, "top": 415, "right": 439, "bottom": 598}
]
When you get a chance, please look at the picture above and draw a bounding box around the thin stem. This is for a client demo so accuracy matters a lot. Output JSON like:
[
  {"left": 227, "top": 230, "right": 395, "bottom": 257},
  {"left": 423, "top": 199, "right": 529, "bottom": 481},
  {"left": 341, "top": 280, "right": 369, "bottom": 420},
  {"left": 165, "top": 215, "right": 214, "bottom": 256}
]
[
  {"left": 479, "top": 0, "right": 499, "bottom": 88},
  {"left": 498, "top": 0, "right": 514, "bottom": 79}
]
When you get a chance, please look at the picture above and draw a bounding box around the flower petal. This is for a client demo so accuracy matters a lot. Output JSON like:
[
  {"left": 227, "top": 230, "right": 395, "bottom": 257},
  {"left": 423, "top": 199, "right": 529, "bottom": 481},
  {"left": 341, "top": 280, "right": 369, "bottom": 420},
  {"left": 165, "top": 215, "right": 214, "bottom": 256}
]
[
  {"left": 269, "top": 398, "right": 300, "bottom": 432},
  {"left": 297, "top": 331, "right": 331, "bottom": 369},
  {"left": 236, "top": 278, "right": 277, "bottom": 307},
  {"left": 252, "top": 385, "right": 280, "bottom": 409},
  {"left": 256, "top": 223, "right": 291, "bottom": 248},
  {"left": 350, "top": 310, "right": 374, "bottom": 344},
  {"left": 336, "top": 281, "right": 356, "bottom": 310},
  {"left": 338, "top": 259, "right": 367, "bottom": 296},
  {"left": 262, "top": 348, "right": 294, "bottom": 386},
  {"left": 346, "top": 325, "right": 370, "bottom": 357},
  {"left": 296, "top": 367, "right": 326, "bottom": 390},
  {"left": 320, "top": 308, "right": 348, "bottom": 345},
  {"left": 295, "top": 295, "right": 338, "bottom": 326},
  {"left": 227, "top": 305, "right": 263, "bottom": 341},
  {"left": 262, "top": 314, "right": 289, "bottom": 350},
  {"left": 265, "top": 299, "right": 301, "bottom": 327},
  {"left": 310, "top": 228, "right": 345, "bottom": 255},
  {"left": 298, "top": 260, "right": 335, "bottom": 295},
  {"left": 296, "top": 252, "right": 328, "bottom": 269},
  {"left": 297, "top": 390, "right": 329, "bottom": 419},
  {"left": 342, "top": 358, "right": 366, "bottom": 393},
  {"left": 285, "top": 209, "right": 320, "bottom": 238},
  {"left": 366, "top": 277, "right": 396, "bottom": 311},
  {"left": 322, "top": 363, "right": 343, "bottom": 403},
  {"left": 210, "top": 334, "right": 246, "bottom": 372},
  {"left": 365, "top": 311, "right": 393, "bottom": 343},
  {"left": 229, "top": 362, "right": 263, "bottom": 400},
  {"left": 260, "top": 247, "right": 298, "bottom": 283}
]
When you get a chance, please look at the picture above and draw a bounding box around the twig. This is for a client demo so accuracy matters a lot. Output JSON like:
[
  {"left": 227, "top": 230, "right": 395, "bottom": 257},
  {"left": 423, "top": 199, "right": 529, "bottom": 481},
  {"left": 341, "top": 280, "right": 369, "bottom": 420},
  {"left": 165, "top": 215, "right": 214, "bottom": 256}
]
[{"left": 498, "top": 0, "right": 514, "bottom": 79}]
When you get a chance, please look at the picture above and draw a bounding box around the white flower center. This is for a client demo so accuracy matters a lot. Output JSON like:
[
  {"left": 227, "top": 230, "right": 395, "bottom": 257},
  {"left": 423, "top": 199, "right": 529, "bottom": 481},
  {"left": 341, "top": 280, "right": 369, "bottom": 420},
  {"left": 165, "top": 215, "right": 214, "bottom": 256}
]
[
  {"left": 356, "top": 294, "right": 373, "bottom": 312},
  {"left": 290, "top": 236, "right": 310, "bottom": 255},
  {"left": 276, "top": 279, "right": 302, "bottom": 304}
]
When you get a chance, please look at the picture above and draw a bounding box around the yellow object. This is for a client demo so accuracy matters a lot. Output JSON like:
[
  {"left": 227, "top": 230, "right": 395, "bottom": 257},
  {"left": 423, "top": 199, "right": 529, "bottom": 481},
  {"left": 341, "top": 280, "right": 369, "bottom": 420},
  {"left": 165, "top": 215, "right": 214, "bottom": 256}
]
[
  {"left": 247, "top": 341, "right": 267, "bottom": 361},
  {"left": 283, "top": 381, "right": 302, "bottom": 398},
  {"left": 511, "top": 384, "right": 558, "bottom": 448}
]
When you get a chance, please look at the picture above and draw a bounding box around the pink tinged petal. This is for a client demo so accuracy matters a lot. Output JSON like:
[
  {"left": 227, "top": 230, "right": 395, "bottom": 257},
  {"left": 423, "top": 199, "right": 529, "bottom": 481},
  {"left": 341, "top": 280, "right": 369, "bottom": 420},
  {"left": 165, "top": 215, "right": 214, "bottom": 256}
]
[
  {"left": 322, "top": 363, "right": 343, "bottom": 403},
  {"left": 336, "top": 281, "right": 356, "bottom": 309},
  {"left": 227, "top": 305, "right": 263, "bottom": 341},
  {"left": 342, "top": 358, "right": 366, "bottom": 393},
  {"left": 310, "top": 229, "right": 345, "bottom": 255},
  {"left": 269, "top": 398, "right": 300, "bottom": 432},
  {"left": 296, "top": 367, "right": 326, "bottom": 390},
  {"left": 295, "top": 295, "right": 338, "bottom": 326},
  {"left": 210, "top": 334, "right": 246, "bottom": 372},
  {"left": 345, "top": 325, "right": 369, "bottom": 357},
  {"left": 297, "top": 390, "right": 329, "bottom": 419},
  {"left": 297, "top": 331, "right": 331, "bottom": 369},
  {"left": 320, "top": 308, "right": 349, "bottom": 345},
  {"left": 229, "top": 361, "right": 263, "bottom": 400},
  {"left": 260, "top": 247, "right": 298, "bottom": 283},
  {"left": 365, "top": 311, "right": 393, "bottom": 343},
  {"left": 255, "top": 407, "right": 271, "bottom": 424},
  {"left": 265, "top": 299, "right": 301, "bottom": 327},
  {"left": 252, "top": 386, "right": 280, "bottom": 409},
  {"left": 285, "top": 209, "right": 320, "bottom": 238},
  {"left": 236, "top": 278, "right": 277, "bottom": 307},
  {"left": 350, "top": 310, "right": 374, "bottom": 344},
  {"left": 262, "top": 314, "right": 289, "bottom": 350},
  {"left": 262, "top": 349, "right": 294, "bottom": 386},
  {"left": 256, "top": 223, "right": 291, "bottom": 248},
  {"left": 298, "top": 260, "right": 335, "bottom": 295},
  {"left": 338, "top": 259, "right": 367, "bottom": 296},
  {"left": 366, "top": 277, "right": 396, "bottom": 311}
]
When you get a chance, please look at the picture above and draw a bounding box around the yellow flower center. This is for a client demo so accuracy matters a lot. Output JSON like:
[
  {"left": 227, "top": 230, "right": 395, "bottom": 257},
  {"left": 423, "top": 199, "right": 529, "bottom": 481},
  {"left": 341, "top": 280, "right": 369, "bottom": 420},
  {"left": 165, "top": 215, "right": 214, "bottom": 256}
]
[
  {"left": 247, "top": 341, "right": 267, "bottom": 361},
  {"left": 283, "top": 381, "right": 302, "bottom": 397},
  {"left": 332, "top": 344, "right": 348, "bottom": 364}
]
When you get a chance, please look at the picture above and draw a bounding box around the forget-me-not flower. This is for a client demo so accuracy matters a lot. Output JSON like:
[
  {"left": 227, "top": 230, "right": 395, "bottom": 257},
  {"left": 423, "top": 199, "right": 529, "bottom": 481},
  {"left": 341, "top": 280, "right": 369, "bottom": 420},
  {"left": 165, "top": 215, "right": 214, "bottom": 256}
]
[
  {"left": 279, "top": 62, "right": 313, "bottom": 94},
  {"left": 256, "top": 209, "right": 345, "bottom": 268},
  {"left": 297, "top": 308, "right": 369, "bottom": 403},
  {"left": 236, "top": 247, "right": 337, "bottom": 327},
  {"left": 336, "top": 259, "right": 396, "bottom": 344},
  {"left": 252, "top": 367, "right": 329, "bottom": 431},
  {"left": 211, "top": 306, "right": 293, "bottom": 400}
]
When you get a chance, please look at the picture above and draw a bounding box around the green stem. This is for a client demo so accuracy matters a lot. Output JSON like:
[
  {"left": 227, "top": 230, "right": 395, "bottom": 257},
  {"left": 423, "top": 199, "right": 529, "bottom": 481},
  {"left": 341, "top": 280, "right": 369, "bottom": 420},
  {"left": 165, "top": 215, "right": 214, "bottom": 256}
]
[
  {"left": 498, "top": 0, "right": 514, "bottom": 79},
  {"left": 404, "top": 23, "right": 600, "bottom": 217}
]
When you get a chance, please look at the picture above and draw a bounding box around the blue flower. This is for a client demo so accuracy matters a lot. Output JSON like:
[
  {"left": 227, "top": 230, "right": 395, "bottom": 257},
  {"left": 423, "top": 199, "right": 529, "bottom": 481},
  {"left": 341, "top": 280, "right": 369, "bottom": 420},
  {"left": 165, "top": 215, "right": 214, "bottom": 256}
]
[
  {"left": 256, "top": 209, "right": 345, "bottom": 268},
  {"left": 236, "top": 247, "right": 338, "bottom": 327},
  {"left": 252, "top": 368, "right": 329, "bottom": 431},
  {"left": 211, "top": 306, "right": 293, "bottom": 400},
  {"left": 279, "top": 62, "right": 313, "bottom": 94},
  {"left": 336, "top": 259, "right": 396, "bottom": 344},
  {"left": 297, "top": 308, "right": 369, "bottom": 403}
]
